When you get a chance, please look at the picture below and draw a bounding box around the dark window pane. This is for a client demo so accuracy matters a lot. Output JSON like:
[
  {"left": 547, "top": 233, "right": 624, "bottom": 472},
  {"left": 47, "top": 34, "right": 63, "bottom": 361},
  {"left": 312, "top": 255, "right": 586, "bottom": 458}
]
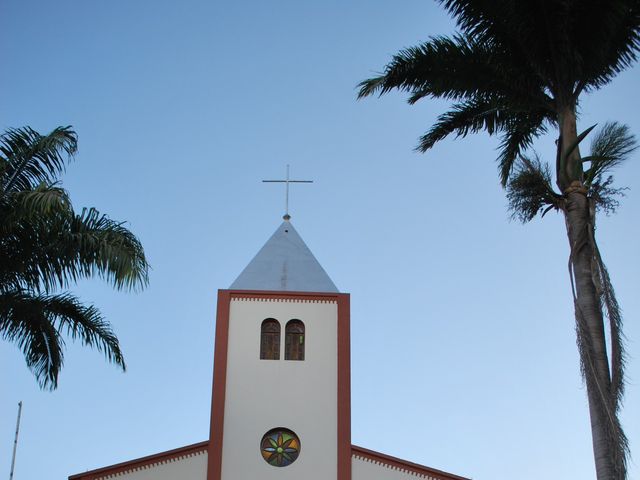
[
  {"left": 285, "top": 319, "right": 305, "bottom": 361},
  {"left": 260, "top": 319, "right": 280, "bottom": 360}
]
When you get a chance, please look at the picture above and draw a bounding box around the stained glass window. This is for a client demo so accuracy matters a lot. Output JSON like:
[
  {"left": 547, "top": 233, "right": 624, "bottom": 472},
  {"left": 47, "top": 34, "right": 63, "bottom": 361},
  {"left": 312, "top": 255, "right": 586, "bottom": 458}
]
[
  {"left": 260, "top": 428, "right": 301, "bottom": 467},
  {"left": 260, "top": 319, "right": 280, "bottom": 360},
  {"left": 285, "top": 319, "right": 305, "bottom": 361}
]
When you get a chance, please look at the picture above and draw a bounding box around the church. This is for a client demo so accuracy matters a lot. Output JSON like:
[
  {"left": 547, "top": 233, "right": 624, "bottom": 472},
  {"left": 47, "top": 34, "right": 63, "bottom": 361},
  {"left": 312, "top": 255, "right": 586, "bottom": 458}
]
[{"left": 69, "top": 217, "right": 469, "bottom": 480}]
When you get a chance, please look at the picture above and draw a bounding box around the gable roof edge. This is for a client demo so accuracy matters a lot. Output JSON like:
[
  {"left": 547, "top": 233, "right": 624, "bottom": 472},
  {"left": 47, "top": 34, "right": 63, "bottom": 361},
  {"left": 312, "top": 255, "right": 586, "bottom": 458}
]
[
  {"left": 68, "top": 441, "right": 208, "bottom": 480},
  {"left": 352, "top": 445, "right": 470, "bottom": 480}
]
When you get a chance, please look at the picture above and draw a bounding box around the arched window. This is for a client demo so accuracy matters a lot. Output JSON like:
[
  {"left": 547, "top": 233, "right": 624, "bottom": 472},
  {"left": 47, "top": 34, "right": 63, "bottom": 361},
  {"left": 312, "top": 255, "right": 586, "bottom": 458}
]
[
  {"left": 260, "top": 319, "right": 280, "bottom": 360},
  {"left": 285, "top": 320, "right": 305, "bottom": 361}
]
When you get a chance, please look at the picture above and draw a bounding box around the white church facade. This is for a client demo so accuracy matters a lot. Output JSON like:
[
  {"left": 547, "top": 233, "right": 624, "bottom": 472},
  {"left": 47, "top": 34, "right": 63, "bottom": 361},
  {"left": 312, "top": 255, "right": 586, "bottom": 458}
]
[{"left": 69, "top": 219, "right": 468, "bottom": 480}]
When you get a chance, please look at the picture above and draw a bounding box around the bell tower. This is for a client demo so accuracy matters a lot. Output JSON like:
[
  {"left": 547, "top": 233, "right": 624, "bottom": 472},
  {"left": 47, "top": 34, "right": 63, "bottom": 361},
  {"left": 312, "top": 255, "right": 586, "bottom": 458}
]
[{"left": 206, "top": 219, "right": 351, "bottom": 480}]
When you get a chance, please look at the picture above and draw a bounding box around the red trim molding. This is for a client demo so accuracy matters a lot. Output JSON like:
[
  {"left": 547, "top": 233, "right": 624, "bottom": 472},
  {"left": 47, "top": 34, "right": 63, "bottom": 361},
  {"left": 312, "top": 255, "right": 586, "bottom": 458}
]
[
  {"left": 68, "top": 442, "right": 468, "bottom": 480},
  {"left": 227, "top": 289, "right": 344, "bottom": 302},
  {"left": 351, "top": 445, "right": 470, "bottom": 480},
  {"left": 337, "top": 294, "right": 352, "bottom": 480},
  {"left": 206, "top": 290, "right": 231, "bottom": 480},
  {"left": 206, "top": 289, "right": 351, "bottom": 480},
  {"left": 68, "top": 441, "right": 208, "bottom": 480}
]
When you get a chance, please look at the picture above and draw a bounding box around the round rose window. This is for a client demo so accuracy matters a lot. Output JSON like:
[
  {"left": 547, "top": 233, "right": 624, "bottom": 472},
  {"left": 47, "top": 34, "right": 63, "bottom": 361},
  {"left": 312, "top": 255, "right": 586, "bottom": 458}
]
[{"left": 260, "top": 428, "right": 301, "bottom": 467}]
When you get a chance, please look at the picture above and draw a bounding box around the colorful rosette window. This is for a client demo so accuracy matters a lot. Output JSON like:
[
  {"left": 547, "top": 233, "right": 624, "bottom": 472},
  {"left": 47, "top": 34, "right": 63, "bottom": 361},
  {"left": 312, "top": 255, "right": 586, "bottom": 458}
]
[{"left": 260, "top": 428, "right": 301, "bottom": 467}]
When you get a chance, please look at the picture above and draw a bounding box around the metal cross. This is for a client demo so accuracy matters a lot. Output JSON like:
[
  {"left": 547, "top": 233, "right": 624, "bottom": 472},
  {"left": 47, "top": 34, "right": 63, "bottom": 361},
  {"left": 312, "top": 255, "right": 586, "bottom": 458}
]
[{"left": 262, "top": 165, "right": 313, "bottom": 220}]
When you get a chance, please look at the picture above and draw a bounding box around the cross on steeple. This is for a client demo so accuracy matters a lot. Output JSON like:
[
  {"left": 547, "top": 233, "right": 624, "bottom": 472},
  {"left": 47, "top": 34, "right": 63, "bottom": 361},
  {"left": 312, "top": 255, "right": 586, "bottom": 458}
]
[{"left": 262, "top": 165, "right": 313, "bottom": 220}]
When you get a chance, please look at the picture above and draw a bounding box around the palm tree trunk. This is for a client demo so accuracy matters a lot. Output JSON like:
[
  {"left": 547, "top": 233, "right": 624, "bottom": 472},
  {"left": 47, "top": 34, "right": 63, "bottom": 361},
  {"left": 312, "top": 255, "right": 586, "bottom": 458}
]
[
  {"left": 558, "top": 105, "right": 624, "bottom": 480},
  {"left": 557, "top": 106, "right": 582, "bottom": 191},
  {"left": 564, "top": 191, "right": 620, "bottom": 480}
]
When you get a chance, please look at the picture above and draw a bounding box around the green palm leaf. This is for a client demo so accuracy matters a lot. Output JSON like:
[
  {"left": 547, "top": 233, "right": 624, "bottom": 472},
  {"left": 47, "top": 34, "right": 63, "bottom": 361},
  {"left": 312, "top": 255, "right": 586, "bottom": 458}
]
[
  {"left": 0, "top": 125, "right": 149, "bottom": 389},
  {"left": 506, "top": 154, "right": 560, "bottom": 222},
  {"left": 0, "top": 126, "right": 76, "bottom": 196},
  {"left": 584, "top": 122, "right": 638, "bottom": 186},
  {"left": 358, "top": 33, "right": 555, "bottom": 183},
  {"left": 0, "top": 290, "right": 124, "bottom": 389},
  {"left": 8, "top": 184, "right": 72, "bottom": 218},
  {"left": 358, "top": 34, "right": 552, "bottom": 107},
  {"left": 0, "top": 206, "right": 149, "bottom": 293}
]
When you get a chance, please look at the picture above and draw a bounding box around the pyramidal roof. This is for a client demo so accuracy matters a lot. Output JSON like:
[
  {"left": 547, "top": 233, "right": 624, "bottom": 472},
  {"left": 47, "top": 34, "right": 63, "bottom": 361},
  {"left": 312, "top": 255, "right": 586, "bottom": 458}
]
[{"left": 230, "top": 219, "right": 339, "bottom": 293}]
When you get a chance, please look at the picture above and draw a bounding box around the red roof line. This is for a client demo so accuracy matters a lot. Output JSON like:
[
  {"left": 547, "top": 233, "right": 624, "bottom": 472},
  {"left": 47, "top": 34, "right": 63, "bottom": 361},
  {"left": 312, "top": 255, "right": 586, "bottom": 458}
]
[
  {"left": 352, "top": 445, "right": 471, "bottom": 480},
  {"left": 68, "top": 441, "right": 208, "bottom": 480},
  {"left": 68, "top": 441, "right": 469, "bottom": 480}
]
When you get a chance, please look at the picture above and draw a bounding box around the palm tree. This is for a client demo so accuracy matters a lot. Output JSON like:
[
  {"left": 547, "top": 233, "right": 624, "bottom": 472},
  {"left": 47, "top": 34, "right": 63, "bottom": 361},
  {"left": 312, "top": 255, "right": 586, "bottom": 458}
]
[
  {"left": 357, "top": 1, "right": 639, "bottom": 479},
  {"left": 0, "top": 126, "right": 149, "bottom": 389}
]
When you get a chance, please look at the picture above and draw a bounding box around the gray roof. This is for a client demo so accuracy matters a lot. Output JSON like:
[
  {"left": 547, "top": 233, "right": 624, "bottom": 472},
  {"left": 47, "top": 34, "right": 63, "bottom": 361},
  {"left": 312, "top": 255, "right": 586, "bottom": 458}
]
[{"left": 230, "top": 219, "right": 339, "bottom": 293}]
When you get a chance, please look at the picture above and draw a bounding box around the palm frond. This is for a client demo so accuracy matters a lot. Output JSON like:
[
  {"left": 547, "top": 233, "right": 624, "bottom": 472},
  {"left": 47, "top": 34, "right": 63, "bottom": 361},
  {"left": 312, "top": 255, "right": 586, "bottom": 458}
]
[
  {"left": 0, "top": 289, "right": 124, "bottom": 389},
  {"left": 5, "top": 183, "right": 72, "bottom": 218},
  {"left": 0, "top": 125, "right": 146, "bottom": 390},
  {"left": 44, "top": 292, "right": 124, "bottom": 368},
  {"left": 357, "top": 34, "right": 552, "bottom": 108},
  {"left": 506, "top": 154, "right": 560, "bottom": 222},
  {"left": 435, "top": 0, "right": 570, "bottom": 94},
  {"left": 62, "top": 207, "right": 150, "bottom": 291},
  {"left": 0, "top": 126, "right": 77, "bottom": 195},
  {"left": 436, "top": 0, "right": 535, "bottom": 38},
  {"left": 589, "top": 176, "right": 627, "bottom": 215},
  {"left": 580, "top": 122, "right": 637, "bottom": 215},
  {"left": 437, "top": 0, "right": 640, "bottom": 96},
  {"left": 584, "top": 122, "right": 637, "bottom": 186},
  {"left": 576, "top": 0, "right": 640, "bottom": 90},
  {"left": 0, "top": 207, "right": 149, "bottom": 293},
  {"left": 358, "top": 35, "right": 484, "bottom": 100},
  {"left": 437, "top": 0, "right": 538, "bottom": 45},
  {"left": 497, "top": 113, "right": 549, "bottom": 186},
  {"left": 589, "top": 235, "right": 626, "bottom": 409},
  {"left": 416, "top": 96, "right": 505, "bottom": 151}
]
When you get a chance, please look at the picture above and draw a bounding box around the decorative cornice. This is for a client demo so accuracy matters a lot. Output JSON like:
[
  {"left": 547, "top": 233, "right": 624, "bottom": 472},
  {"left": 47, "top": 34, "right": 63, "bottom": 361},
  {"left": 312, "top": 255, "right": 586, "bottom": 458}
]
[
  {"left": 99, "top": 450, "right": 205, "bottom": 479},
  {"left": 68, "top": 441, "right": 208, "bottom": 480},
  {"left": 351, "top": 446, "right": 470, "bottom": 480},
  {"left": 70, "top": 442, "right": 467, "bottom": 480},
  {"left": 353, "top": 453, "right": 435, "bottom": 479},
  {"left": 226, "top": 289, "right": 346, "bottom": 304},
  {"left": 231, "top": 297, "right": 336, "bottom": 304}
]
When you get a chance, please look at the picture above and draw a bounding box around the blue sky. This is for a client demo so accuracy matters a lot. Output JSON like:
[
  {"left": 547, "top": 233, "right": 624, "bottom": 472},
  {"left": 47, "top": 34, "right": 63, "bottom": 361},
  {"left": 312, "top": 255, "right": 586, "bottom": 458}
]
[{"left": 1, "top": 1, "right": 639, "bottom": 479}]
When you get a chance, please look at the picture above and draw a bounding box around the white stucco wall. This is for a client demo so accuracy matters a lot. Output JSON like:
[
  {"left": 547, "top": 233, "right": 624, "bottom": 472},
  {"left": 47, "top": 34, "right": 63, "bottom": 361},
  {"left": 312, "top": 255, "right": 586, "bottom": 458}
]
[
  {"left": 94, "top": 451, "right": 207, "bottom": 480},
  {"left": 221, "top": 297, "right": 338, "bottom": 480},
  {"left": 352, "top": 455, "right": 439, "bottom": 480}
]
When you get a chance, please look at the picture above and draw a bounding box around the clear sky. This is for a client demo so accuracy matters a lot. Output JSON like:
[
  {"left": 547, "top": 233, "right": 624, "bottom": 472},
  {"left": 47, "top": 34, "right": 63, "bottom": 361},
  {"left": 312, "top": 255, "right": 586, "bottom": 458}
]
[{"left": 1, "top": 1, "right": 639, "bottom": 479}]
